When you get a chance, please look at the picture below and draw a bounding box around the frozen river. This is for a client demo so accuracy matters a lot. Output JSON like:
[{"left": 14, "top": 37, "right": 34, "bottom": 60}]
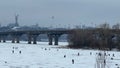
[{"left": 0, "top": 42, "right": 120, "bottom": 68}]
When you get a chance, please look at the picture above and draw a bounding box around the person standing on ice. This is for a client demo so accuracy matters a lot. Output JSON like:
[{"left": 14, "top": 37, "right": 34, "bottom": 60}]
[
  {"left": 64, "top": 55, "right": 66, "bottom": 58},
  {"left": 112, "top": 53, "right": 115, "bottom": 57},
  {"left": 90, "top": 52, "right": 92, "bottom": 55},
  {"left": 78, "top": 52, "right": 80, "bottom": 56},
  {"left": 12, "top": 50, "right": 14, "bottom": 53},
  {"left": 45, "top": 48, "right": 47, "bottom": 50},
  {"left": 5, "top": 61, "right": 7, "bottom": 63},
  {"left": 12, "top": 47, "right": 14, "bottom": 49},
  {"left": 19, "top": 51, "right": 21, "bottom": 54},
  {"left": 72, "top": 59, "right": 74, "bottom": 64}
]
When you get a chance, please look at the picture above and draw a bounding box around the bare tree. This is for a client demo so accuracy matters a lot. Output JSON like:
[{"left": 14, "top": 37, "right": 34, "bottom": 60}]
[
  {"left": 95, "top": 51, "right": 109, "bottom": 68},
  {"left": 98, "top": 23, "right": 110, "bottom": 29},
  {"left": 112, "top": 23, "right": 120, "bottom": 29}
]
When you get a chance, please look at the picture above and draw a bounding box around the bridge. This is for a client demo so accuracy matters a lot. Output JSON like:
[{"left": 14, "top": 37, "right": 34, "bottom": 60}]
[{"left": 0, "top": 29, "right": 71, "bottom": 45}]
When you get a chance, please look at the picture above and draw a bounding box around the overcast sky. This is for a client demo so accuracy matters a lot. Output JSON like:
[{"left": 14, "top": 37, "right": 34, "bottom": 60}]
[{"left": 0, "top": 0, "right": 120, "bottom": 27}]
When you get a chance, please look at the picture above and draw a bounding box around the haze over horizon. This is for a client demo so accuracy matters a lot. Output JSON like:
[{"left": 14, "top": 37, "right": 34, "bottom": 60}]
[{"left": 0, "top": 0, "right": 120, "bottom": 27}]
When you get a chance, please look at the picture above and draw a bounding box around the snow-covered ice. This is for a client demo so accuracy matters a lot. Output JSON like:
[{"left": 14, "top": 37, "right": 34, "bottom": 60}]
[{"left": 0, "top": 41, "right": 120, "bottom": 68}]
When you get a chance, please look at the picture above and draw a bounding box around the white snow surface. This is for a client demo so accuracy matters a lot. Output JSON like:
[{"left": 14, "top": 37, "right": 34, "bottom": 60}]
[{"left": 0, "top": 41, "right": 120, "bottom": 68}]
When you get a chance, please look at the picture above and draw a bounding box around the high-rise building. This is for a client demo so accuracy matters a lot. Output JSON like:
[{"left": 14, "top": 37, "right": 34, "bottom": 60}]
[{"left": 15, "top": 14, "right": 19, "bottom": 27}]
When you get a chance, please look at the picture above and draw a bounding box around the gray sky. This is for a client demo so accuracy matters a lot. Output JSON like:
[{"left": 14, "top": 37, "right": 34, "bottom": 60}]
[{"left": 0, "top": 0, "right": 120, "bottom": 27}]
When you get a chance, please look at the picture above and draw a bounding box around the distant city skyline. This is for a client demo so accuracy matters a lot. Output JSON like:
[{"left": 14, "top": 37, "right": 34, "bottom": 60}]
[{"left": 0, "top": 0, "right": 120, "bottom": 27}]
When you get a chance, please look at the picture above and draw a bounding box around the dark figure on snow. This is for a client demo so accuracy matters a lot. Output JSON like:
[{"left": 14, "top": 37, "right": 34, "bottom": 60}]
[
  {"left": 19, "top": 51, "right": 21, "bottom": 54},
  {"left": 111, "top": 57, "right": 113, "bottom": 60},
  {"left": 117, "top": 67, "right": 120, "bottom": 68},
  {"left": 104, "top": 59, "right": 106, "bottom": 65},
  {"left": 12, "top": 50, "right": 14, "bottom": 53},
  {"left": 72, "top": 59, "right": 74, "bottom": 64},
  {"left": 5, "top": 61, "right": 7, "bottom": 63},
  {"left": 104, "top": 53, "right": 106, "bottom": 56},
  {"left": 12, "top": 47, "right": 14, "bottom": 49},
  {"left": 64, "top": 55, "right": 66, "bottom": 58},
  {"left": 113, "top": 54, "right": 115, "bottom": 57},
  {"left": 78, "top": 53, "right": 80, "bottom": 56},
  {"left": 115, "top": 64, "right": 118, "bottom": 66},
  {"left": 98, "top": 53, "right": 101, "bottom": 56},
  {"left": 45, "top": 48, "right": 47, "bottom": 50},
  {"left": 90, "top": 52, "right": 92, "bottom": 55}
]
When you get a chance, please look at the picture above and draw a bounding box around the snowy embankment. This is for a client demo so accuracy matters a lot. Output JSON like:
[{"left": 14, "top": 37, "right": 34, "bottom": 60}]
[{"left": 0, "top": 41, "right": 120, "bottom": 68}]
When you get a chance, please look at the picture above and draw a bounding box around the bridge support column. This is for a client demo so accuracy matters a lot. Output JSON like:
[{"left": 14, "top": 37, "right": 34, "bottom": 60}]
[
  {"left": 3, "top": 36, "right": 6, "bottom": 43},
  {"left": 33, "top": 35, "right": 38, "bottom": 44},
  {"left": 54, "top": 35, "right": 60, "bottom": 45},
  {"left": 12, "top": 38, "right": 15, "bottom": 43},
  {"left": 16, "top": 36, "right": 20, "bottom": 43},
  {"left": 11, "top": 33, "right": 22, "bottom": 43},
  {"left": 11, "top": 36, "right": 15, "bottom": 43},
  {"left": 48, "top": 35, "right": 53, "bottom": 45},
  {"left": 0, "top": 37, "right": 1, "bottom": 42},
  {"left": 3, "top": 39, "right": 6, "bottom": 42},
  {"left": 28, "top": 35, "right": 32, "bottom": 44}
]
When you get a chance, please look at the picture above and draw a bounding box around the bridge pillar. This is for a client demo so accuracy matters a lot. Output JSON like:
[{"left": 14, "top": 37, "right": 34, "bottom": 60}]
[
  {"left": 3, "top": 39, "right": 6, "bottom": 42},
  {"left": 0, "top": 37, "right": 1, "bottom": 42},
  {"left": 16, "top": 36, "right": 20, "bottom": 43},
  {"left": 49, "top": 36, "right": 53, "bottom": 45},
  {"left": 12, "top": 38, "right": 15, "bottom": 43},
  {"left": 48, "top": 34, "right": 53, "bottom": 45},
  {"left": 28, "top": 35, "right": 32, "bottom": 44},
  {"left": 11, "top": 34, "right": 15, "bottom": 43},
  {"left": 3, "top": 36, "right": 6, "bottom": 43},
  {"left": 33, "top": 35, "right": 38, "bottom": 44},
  {"left": 11, "top": 33, "right": 22, "bottom": 43},
  {"left": 54, "top": 35, "right": 60, "bottom": 45}
]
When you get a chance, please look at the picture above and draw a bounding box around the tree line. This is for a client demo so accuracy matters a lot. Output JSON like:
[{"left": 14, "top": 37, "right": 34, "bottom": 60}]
[{"left": 68, "top": 23, "right": 120, "bottom": 50}]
